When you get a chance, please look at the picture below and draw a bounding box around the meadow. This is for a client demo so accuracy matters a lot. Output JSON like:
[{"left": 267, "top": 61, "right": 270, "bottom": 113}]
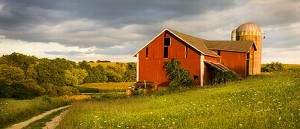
[
  {"left": 57, "top": 70, "right": 300, "bottom": 129},
  {"left": 77, "top": 82, "right": 134, "bottom": 93},
  {"left": 0, "top": 95, "right": 91, "bottom": 128}
]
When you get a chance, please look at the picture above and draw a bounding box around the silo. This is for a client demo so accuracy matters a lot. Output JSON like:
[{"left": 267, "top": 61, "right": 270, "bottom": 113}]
[
  {"left": 235, "top": 22, "right": 262, "bottom": 75},
  {"left": 231, "top": 29, "right": 236, "bottom": 41}
]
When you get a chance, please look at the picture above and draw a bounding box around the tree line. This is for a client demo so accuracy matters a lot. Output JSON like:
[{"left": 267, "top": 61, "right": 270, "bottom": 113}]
[{"left": 0, "top": 52, "right": 136, "bottom": 99}]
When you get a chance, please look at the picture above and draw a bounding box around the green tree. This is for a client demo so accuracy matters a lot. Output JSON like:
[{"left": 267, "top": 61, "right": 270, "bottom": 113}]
[
  {"left": 0, "top": 64, "right": 25, "bottom": 84},
  {"left": 0, "top": 65, "right": 46, "bottom": 99},
  {"left": 80, "top": 62, "right": 108, "bottom": 83},
  {"left": 65, "top": 68, "right": 88, "bottom": 86},
  {"left": 107, "top": 65, "right": 124, "bottom": 82},
  {"left": 122, "top": 62, "right": 136, "bottom": 82},
  {"left": 106, "top": 69, "right": 122, "bottom": 82},
  {"left": 78, "top": 60, "right": 91, "bottom": 70},
  {"left": 35, "top": 58, "right": 75, "bottom": 86},
  {"left": 0, "top": 52, "right": 37, "bottom": 76}
]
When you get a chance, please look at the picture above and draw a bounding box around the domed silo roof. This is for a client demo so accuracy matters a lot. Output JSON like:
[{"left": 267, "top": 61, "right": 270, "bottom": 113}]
[{"left": 236, "top": 22, "right": 261, "bottom": 36}]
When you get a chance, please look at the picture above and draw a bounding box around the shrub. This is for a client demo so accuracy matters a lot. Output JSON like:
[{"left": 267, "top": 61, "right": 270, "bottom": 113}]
[
  {"left": 0, "top": 81, "right": 16, "bottom": 98},
  {"left": 212, "top": 70, "right": 239, "bottom": 84},
  {"left": 41, "top": 84, "right": 59, "bottom": 97},
  {"left": 164, "top": 59, "right": 192, "bottom": 91},
  {"left": 0, "top": 80, "right": 45, "bottom": 99},
  {"left": 41, "top": 84, "right": 79, "bottom": 97},
  {"left": 13, "top": 80, "right": 45, "bottom": 99},
  {"left": 261, "top": 62, "right": 284, "bottom": 72},
  {"left": 58, "top": 86, "right": 79, "bottom": 96}
]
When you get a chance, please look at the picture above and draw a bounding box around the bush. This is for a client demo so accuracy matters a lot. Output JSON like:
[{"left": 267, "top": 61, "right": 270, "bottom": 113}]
[
  {"left": 41, "top": 84, "right": 79, "bottom": 97},
  {"left": 58, "top": 86, "right": 79, "bottom": 96},
  {"left": 13, "top": 80, "right": 45, "bottom": 99},
  {"left": 0, "top": 80, "right": 45, "bottom": 99},
  {"left": 164, "top": 59, "right": 192, "bottom": 91},
  {"left": 41, "top": 84, "right": 59, "bottom": 97},
  {"left": 212, "top": 70, "right": 239, "bottom": 84},
  {"left": 261, "top": 62, "right": 284, "bottom": 72},
  {"left": 0, "top": 81, "right": 16, "bottom": 98}
]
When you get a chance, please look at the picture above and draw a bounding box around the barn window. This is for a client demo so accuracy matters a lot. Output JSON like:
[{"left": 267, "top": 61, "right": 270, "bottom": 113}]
[
  {"left": 164, "top": 38, "right": 171, "bottom": 46},
  {"left": 217, "top": 50, "right": 221, "bottom": 56},
  {"left": 163, "top": 37, "right": 170, "bottom": 58},
  {"left": 146, "top": 47, "right": 149, "bottom": 58},
  {"left": 164, "top": 47, "right": 168, "bottom": 58},
  {"left": 194, "top": 75, "right": 199, "bottom": 80},
  {"left": 185, "top": 44, "right": 188, "bottom": 58},
  {"left": 246, "top": 53, "right": 250, "bottom": 60}
]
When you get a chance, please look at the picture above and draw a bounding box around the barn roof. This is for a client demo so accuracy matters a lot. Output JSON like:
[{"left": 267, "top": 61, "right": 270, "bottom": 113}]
[
  {"left": 204, "top": 40, "right": 256, "bottom": 53},
  {"left": 204, "top": 61, "right": 230, "bottom": 72},
  {"left": 167, "top": 29, "right": 218, "bottom": 57},
  {"left": 133, "top": 29, "right": 256, "bottom": 57}
]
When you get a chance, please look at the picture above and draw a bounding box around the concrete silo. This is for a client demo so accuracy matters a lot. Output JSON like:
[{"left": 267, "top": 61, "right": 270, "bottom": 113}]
[{"left": 232, "top": 22, "right": 262, "bottom": 75}]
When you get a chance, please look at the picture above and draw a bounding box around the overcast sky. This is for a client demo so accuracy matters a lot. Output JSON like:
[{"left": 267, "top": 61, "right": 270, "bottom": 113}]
[{"left": 0, "top": 0, "right": 299, "bottom": 63}]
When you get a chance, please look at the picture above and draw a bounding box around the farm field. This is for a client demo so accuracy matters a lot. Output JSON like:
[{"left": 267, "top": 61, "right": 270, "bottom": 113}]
[
  {"left": 57, "top": 70, "right": 300, "bottom": 128},
  {"left": 78, "top": 82, "right": 134, "bottom": 90},
  {"left": 76, "top": 82, "right": 134, "bottom": 93},
  {"left": 88, "top": 62, "right": 127, "bottom": 68}
]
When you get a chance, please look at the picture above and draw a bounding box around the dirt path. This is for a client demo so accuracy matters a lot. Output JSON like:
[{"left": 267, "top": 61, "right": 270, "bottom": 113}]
[
  {"left": 42, "top": 109, "right": 69, "bottom": 129},
  {"left": 7, "top": 105, "right": 71, "bottom": 129}
]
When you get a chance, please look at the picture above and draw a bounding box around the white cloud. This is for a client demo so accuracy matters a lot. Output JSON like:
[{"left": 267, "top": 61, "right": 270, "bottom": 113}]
[
  {"left": 0, "top": 37, "right": 136, "bottom": 62},
  {"left": 262, "top": 46, "right": 300, "bottom": 64}
]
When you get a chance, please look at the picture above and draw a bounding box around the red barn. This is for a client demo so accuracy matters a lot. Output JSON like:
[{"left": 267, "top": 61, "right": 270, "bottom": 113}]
[{"left": 134, "top": 26, "right": 260, "bottom": 87}]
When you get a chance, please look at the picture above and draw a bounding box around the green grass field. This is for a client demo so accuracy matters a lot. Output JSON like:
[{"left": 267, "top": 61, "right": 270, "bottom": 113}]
[
  {"left": 77, "top": 82, "right": 134, "bottom": 93},
  {"left": 79, "top": 82, "right": 134, "bottom": 90},
  {"left": 58, "top": 71, "right": 300, "bottom": 128},
  {"left": 0, "top": 95, "right": 90, "bottom": 128}
]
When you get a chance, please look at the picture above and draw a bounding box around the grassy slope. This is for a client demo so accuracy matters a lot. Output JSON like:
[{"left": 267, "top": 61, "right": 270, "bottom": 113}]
[
  {"left": 58, "top": 71, "right": 300, "bottom": 129},
  {"left": 0, "top": 95, "right": 90, "bottom": 128}
]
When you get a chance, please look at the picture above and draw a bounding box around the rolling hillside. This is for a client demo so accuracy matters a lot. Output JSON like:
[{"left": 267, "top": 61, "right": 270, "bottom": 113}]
[{"left": 58, "top": 70, "right": 300, "bottom": 128}]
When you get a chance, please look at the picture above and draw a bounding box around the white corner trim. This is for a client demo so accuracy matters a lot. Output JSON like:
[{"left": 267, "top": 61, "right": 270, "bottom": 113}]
[
  {"left": 136, "top": 54, "right": 139, "bottom": 82},
  {"left": 200, "top": 54, "right": 204, "bottom": 86}
]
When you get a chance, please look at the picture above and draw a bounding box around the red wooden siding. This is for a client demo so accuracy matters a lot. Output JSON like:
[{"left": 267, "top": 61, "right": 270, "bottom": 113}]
[
  {"left": 219, "top": 51, "right": 247, "bottom": 77},
  {"left": 138, "top": 31, "right": 202, "bottom": 86},
  {"left": 204, "top": 56, "right": 219, "bottom": 63}
]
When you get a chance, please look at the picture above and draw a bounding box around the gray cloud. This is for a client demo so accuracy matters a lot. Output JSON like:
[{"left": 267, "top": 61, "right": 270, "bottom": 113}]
[
  {"left": 44, "top": 51, "right": 83, "bottom": 56},
  {"left": 0, "top": 0, "right": 235, "bottom": 47},
  {"left": 0, "top": 0, "right": 299, "bottom": 60}
]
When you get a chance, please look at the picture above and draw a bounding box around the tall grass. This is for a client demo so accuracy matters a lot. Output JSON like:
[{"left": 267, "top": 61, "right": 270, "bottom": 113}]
[
  {"left": 58, "top": 71, "right": 300, "bottom": 129},
  {"left": 0, "top": 95, "right": 90, "bottom": 128}
]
